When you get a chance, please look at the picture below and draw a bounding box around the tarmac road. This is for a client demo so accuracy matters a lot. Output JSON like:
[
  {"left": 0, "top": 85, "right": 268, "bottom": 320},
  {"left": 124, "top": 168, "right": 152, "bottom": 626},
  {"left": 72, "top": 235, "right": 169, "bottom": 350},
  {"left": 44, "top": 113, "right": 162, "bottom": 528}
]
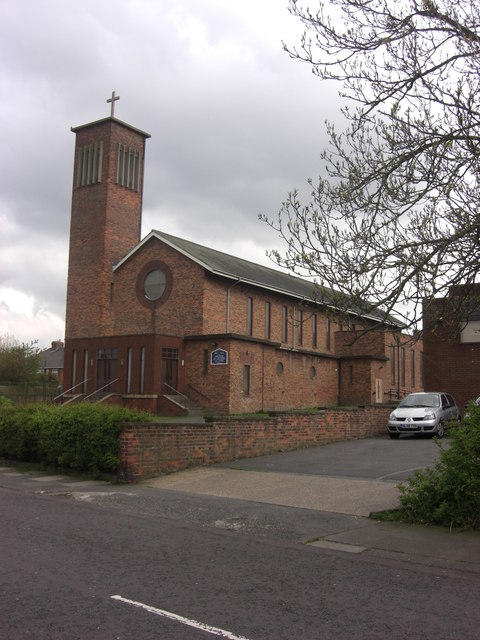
[
  {"left": 3, "top": 486, "right": 480, "bottom": 640},
  {"left": 1, "top": 435, "right": 479, "bottom": 573},
  {"left": 143, "top": 434, "right": 480, "bottom": 570}
]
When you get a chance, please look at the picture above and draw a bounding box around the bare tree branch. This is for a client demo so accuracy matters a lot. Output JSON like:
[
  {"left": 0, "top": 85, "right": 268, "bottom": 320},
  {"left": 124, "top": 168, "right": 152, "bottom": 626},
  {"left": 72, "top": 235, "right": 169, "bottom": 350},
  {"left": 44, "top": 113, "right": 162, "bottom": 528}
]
[{"left": 262, "top": 0, "right": 480, "bottom": 333}]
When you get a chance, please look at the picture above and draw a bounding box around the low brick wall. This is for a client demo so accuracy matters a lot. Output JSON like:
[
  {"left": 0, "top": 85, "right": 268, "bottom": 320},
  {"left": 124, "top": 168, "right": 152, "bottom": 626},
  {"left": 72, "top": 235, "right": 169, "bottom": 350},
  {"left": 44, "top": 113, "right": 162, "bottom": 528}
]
[{"left": 119, "top": 405, "right": 392, "bottom": 482}]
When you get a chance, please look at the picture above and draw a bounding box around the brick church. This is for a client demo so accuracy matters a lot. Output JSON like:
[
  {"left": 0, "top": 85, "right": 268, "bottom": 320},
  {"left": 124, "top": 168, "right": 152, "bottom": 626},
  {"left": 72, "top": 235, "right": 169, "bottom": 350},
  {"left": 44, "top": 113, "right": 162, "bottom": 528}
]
[{"left": 63, "top": 99, "right": 423, "bottom": 415}]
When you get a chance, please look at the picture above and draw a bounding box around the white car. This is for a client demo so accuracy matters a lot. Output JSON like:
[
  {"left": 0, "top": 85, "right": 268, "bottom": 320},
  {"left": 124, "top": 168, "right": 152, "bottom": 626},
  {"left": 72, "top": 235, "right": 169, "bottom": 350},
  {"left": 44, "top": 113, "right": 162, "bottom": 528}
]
[{"left": 388, "top": 392, "right": 460, "bottom": 439}]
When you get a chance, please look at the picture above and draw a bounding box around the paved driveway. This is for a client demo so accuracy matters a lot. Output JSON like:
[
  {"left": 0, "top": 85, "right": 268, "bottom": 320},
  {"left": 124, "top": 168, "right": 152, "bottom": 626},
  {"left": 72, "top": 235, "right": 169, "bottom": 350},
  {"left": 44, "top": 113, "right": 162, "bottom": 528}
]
[
  {"left": 216, "top": 434, "right": 445, "bottom": 482},
  {"left": 147, "top": 435, "right": 446, "bottom": 516}
]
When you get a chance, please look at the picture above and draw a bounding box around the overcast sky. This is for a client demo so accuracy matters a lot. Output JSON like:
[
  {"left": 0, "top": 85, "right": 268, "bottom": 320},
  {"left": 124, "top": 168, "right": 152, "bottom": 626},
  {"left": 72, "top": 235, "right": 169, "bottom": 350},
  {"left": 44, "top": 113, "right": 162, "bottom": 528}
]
[{"left": 1, "top": 0, "right": 343, "bottom": 349}]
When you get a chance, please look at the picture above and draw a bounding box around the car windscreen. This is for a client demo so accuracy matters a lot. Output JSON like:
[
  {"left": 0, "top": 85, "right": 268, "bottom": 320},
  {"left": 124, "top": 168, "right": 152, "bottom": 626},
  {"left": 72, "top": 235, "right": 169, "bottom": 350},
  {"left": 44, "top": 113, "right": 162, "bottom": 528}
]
[{"left": 399, "top": 394, "right": 440, "bottom": 408}]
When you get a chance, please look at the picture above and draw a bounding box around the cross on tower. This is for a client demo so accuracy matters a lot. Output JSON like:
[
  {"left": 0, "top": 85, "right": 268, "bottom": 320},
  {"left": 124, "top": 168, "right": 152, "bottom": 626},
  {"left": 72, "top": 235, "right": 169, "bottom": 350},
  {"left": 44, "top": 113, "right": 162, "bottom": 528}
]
[{"left": 107, "top": 91, "right": 120, "bottom": 117}]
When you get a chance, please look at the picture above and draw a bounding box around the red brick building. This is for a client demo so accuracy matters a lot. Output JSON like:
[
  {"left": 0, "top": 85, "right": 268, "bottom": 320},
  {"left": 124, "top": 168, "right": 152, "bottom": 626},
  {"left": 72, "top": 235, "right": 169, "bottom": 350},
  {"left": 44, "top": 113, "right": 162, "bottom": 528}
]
[
  {"left": 63, "top": 111, "right": 423, "bottom": 415},
  {"left": 423, "top": 285, "right": 480, "bottom": 410}
]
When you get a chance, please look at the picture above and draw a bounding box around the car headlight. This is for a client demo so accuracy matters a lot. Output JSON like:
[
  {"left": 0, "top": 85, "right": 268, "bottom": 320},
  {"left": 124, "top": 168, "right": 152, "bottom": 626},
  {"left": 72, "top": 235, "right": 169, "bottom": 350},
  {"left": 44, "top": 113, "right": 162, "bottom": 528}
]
[
  {"left": 424, "top": 412, "right": 435, "bottom": 421},
  {"left": 389, "top": 412, "right": 397, "bottom": 420}
]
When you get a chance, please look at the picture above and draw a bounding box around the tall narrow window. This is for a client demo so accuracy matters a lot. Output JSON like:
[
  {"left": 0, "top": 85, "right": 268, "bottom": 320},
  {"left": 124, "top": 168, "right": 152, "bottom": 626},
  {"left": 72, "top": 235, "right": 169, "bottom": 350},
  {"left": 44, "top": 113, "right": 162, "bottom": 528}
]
[
  {"left": 126, "top": 347, "right": 132, "bottom": 393},
  {"left": 203, "top": 349, "right": 209, "bottom": 374},
  {"left": 139, "top": 346, "right": 145, "bottom": 394},
  {"left": 401, "top": 347, "right": 405, "bottom": 387},
  {"left": 116, "top": 144, "right": 140, "bottom": 190},
  {"left": 390, "top": 345, "right": 396, "bottom": 385},
  {"left": 410, "top": 349, "right": 415, "bottom": 387},
  {"left": 265, "top": 301, "right": 271, "bottom": 340},
  {"left": 282, "top": 306, "right": 288, "bottom": 342},
  {"left": 83, "top": 349, "right": 88, "bottom": 393},
  {"left": 247, "top": 297, "right": 253, "bottom": 336},
  {"left": 72, "top": 350, "right": 77, "bottom": 390},
  {"left": 326, "top": 317, "right": 331, "bottom": 350},
  {"left": 77, "top": 142, "right": 103, "bottom": 187},
  {"left": 297, "top": 309, "right": 303, "bottom": 346},
  {"left": 312, "top": 313, "right": 318, "bottom": 348},
  {"left": 420, "top": 351, "right": 424, "bottom": 386},
  {"left": 243, "top": 365, "right": 251, "bottom": 396}
]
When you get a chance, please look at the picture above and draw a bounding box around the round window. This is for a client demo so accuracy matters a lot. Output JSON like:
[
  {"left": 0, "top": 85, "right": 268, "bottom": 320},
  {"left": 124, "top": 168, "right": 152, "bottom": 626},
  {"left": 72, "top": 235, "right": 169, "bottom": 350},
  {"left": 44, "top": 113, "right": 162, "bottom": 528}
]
[
  {"left": 276, "top": 362, "right": 284, "bottom": 376},
  {"left": 309, "top": 366, "right": 316, "bottom": 379},
  {"left": 144, "top": 269, "right": 166, "bottom": 301}
]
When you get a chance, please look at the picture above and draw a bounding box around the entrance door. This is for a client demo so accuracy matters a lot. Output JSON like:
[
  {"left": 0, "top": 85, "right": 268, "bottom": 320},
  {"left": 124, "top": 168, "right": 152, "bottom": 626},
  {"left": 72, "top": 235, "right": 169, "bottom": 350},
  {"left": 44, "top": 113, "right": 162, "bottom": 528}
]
[
  {"left": 97, "top": 348, "right": 118, "bottom": 392},
  {"left": 161, "top": 348, "right": 178, "bottom": 392}
]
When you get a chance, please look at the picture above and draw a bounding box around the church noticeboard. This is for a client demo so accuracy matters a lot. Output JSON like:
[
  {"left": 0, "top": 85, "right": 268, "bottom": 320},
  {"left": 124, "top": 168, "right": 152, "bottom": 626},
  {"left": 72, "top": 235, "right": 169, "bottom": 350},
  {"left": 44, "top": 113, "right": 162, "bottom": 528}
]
[
  {"left": 460, "top": 320, "right": 480, "bottom": 343},
  {"left": 211, "top": 348, "right": 228, "bottom": 365}
]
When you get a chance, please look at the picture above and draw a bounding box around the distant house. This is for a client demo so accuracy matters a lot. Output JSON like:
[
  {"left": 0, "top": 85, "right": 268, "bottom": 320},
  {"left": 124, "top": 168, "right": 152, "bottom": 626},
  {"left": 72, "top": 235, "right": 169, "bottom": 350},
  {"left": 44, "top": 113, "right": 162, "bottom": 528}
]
[{"left": 39, "top": 341, "right": 64, "bottom": 385}]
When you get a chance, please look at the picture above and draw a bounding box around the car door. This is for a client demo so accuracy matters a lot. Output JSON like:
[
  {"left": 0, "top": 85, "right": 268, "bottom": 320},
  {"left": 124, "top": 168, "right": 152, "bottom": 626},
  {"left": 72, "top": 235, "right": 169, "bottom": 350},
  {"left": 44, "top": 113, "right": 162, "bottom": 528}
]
[
  {"left": 446, "top": 394, "right": 459, "bottom": 420},
  {"left": 442, "top": 394, "right": 456, "bottom": 422}
]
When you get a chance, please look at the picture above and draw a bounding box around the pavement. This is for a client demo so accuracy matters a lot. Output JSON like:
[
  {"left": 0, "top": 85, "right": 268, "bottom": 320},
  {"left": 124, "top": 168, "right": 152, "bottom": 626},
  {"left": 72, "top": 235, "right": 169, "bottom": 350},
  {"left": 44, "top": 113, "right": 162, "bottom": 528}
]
[
  {"left": 145, "top": 465, "right": 480, "bottom": 573},
  {"left": 2, "top": 437, "right": 480, "bottom": 574}
]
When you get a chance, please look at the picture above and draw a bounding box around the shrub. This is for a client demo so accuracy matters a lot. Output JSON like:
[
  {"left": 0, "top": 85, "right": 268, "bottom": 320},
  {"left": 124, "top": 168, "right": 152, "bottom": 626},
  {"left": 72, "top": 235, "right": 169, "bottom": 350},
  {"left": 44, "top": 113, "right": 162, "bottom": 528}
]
[
  {"left": 0, "top": 403, "right": 150, "bottom": 476},
  {"left": 398, "top": 402, "right": 480, "bottom": 530}
]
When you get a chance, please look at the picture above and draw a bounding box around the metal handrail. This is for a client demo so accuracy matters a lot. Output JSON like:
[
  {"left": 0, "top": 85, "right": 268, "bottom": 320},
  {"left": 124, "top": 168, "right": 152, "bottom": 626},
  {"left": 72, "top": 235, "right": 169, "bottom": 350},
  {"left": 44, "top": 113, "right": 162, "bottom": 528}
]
[
  {"left": 53, "top": 379, "right": 89, "bottom": 402},
  {"left": 162, "top": 382, "right": 189, "bottom": 402},
  {"left": 83, "top": 378, "right": 120, "bottom": 401}
]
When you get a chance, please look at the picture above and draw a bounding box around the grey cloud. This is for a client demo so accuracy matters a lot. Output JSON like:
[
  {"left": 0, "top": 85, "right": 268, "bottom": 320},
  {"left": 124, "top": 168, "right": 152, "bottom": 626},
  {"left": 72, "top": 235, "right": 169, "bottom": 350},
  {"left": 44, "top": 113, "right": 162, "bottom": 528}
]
[{"left": 0, "top": 0, "right": 345, "bottom": 346}]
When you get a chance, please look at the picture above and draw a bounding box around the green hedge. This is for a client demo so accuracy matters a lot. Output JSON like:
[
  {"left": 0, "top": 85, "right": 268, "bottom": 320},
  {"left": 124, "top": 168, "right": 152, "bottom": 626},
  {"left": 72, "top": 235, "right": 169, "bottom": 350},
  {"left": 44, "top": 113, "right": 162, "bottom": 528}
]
[
  {"left": 0, "top": 403, "right": 149, "bottom": 476},
  {"left": 398, "top": 401, "right": 480, "bottom": 530}
]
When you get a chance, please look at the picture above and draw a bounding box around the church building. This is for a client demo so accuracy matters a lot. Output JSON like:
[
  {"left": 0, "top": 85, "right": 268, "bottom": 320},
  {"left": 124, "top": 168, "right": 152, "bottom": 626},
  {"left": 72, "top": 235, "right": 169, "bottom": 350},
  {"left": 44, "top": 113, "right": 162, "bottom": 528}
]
[{"left": 63, "top": 99, "right": 423, "bottom": 415}]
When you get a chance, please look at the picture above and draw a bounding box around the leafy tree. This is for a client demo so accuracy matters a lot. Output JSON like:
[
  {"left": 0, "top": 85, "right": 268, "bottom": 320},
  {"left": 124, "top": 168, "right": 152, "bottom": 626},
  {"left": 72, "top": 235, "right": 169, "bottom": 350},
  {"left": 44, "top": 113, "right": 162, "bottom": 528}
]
[
  {"left": 0, "top": 334, "right": 41, "bottom": 384},
  {"left": 397, "top": 401, "right": 480, "bottom": 529},
  {"left": 262, "top": 0, "right": 480, "bottom": 331}
]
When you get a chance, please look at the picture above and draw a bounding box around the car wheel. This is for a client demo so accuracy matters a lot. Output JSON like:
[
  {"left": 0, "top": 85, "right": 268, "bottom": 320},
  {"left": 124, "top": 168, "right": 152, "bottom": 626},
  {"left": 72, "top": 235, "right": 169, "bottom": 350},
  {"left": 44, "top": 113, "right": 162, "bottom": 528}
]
[
  {"left": 388, "top": 433, "right": 400, "bottom": 440},
  {"left": 436, "top": 422, "right": 445, "bottom": 439}
]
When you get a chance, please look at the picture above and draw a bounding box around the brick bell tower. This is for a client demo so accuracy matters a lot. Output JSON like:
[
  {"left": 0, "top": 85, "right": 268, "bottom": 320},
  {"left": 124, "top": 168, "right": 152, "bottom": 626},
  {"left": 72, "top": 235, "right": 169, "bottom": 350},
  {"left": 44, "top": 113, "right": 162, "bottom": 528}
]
[{"left": 65, "top": 93, "right": 150, "bottom": 340}]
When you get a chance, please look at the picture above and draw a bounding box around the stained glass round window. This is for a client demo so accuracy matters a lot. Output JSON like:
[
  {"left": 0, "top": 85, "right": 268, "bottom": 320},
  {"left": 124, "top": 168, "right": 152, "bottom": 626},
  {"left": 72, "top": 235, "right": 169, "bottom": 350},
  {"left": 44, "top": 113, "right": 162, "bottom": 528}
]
[{"left": 144, "top": 269, "right": 166, "bottom": 301}]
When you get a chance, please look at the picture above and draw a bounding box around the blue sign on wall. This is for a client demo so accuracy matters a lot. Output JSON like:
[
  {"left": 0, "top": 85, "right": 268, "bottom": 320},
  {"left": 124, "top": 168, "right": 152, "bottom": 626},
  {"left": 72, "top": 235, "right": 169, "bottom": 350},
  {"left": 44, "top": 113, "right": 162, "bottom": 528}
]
[{"left": 211, "top": 348, "right": 228, "bottom": 365}]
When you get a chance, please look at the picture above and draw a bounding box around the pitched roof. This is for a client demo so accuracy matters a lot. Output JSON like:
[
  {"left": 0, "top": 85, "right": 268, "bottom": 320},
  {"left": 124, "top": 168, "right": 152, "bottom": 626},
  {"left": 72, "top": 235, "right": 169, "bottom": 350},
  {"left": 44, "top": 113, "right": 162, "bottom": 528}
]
[
  {"left": 38, "top": 344, "right": 64, "bottom": 369},
  {"left": 115, "top": 229, "right": 403, "bottom": 326}
]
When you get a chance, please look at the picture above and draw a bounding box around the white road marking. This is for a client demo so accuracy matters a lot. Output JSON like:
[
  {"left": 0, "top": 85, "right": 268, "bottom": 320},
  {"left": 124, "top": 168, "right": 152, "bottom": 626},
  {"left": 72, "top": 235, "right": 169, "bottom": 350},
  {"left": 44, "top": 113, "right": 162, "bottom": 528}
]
[
  {"left": 377, "top": 466, "right": 429, "bottom": 480},
  {"left": 111, "top": 595, "right": 253, "bottom": 640}
]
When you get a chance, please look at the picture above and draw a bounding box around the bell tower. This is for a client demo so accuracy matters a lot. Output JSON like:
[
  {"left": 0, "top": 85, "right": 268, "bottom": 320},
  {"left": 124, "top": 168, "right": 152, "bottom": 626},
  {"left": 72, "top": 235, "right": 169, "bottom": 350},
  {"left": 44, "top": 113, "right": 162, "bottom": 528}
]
[{"left": 65, "top": 93, "right": 150, "bottom": 339}]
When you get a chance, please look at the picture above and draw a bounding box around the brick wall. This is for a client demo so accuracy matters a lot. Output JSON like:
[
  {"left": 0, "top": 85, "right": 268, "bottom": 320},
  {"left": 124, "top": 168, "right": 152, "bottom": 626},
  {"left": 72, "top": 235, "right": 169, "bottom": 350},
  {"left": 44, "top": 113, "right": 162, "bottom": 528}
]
[
  {"left": 118, "top": 405, "right": 392, "bottom": 482},
  {"left": 112, "top": 238, "right": 206, "bottom": 336},
  {"left": 66, "top": 118, "right": 147, "bottom": 339},
  {"left": 423, "top": 291, "right": 480, "bottom": 410},
  {"left": 336, "top": 330, "right": 423, "bottom": 403},
  {"left": 64, "top": 334, "right": 184, "bottom": 399},
  {"left": 183, "top": 336, "right": 339, "bottom": 414}
]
